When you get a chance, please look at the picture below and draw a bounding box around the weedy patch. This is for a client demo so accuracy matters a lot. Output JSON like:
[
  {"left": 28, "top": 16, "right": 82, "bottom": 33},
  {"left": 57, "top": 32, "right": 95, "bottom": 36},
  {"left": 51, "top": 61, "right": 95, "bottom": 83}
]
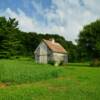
[{"left": 0, "top": 83, "right": 7, "bottom": 88}]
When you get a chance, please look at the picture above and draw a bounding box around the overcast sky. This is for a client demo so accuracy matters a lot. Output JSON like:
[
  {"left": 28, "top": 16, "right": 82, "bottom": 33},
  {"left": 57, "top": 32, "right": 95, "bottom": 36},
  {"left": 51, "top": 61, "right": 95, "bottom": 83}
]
[{"left": 0, "top": 0, "right": 100, "bottom": 42}]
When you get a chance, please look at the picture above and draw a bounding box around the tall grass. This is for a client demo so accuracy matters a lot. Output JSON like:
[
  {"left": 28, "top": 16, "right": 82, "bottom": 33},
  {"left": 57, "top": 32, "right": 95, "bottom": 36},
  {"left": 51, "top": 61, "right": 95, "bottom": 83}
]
[
  {"left": 0, "top": 59, "right": 100, "bottom": 100},
  {"left": 0, "top": 58, "right": 63, "bottom": 85}
]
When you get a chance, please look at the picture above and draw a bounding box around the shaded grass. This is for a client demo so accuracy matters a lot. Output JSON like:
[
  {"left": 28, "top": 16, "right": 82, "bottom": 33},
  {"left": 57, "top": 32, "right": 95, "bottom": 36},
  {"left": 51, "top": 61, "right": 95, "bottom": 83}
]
[{"left": 67, "top": 63, "right": 90, "bottom": 67}]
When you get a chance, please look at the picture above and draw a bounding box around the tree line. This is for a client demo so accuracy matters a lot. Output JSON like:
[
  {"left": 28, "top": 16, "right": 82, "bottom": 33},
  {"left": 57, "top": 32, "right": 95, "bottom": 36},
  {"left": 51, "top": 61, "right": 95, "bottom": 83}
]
[
  {"left": 0, "top": 17, "right": 100, "bottom": 65},
  {"left": 0, "top": 17, "right": 77, "bottom": 62}
]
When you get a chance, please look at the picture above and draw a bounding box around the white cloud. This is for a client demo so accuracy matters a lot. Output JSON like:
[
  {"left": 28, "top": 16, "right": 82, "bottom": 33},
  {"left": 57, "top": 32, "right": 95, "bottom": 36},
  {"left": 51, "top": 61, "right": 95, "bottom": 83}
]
[
  {"left": 50, "top": 0, "right": 99, "bottom": 41},
  {"left": 84, "top": 0, "right": 100, "bottom": 12},
  {"left": 0, "top": 0, "right": 100, "bottom": 43},
  {"left": 0, "top": 8, "right": 39, "bottom": 32}
]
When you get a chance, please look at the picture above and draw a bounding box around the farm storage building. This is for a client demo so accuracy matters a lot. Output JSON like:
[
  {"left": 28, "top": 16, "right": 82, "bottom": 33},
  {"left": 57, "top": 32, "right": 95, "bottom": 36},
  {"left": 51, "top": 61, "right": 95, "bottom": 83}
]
[{"left": 34, "top": 39, "right": 68, "bottom": 65}]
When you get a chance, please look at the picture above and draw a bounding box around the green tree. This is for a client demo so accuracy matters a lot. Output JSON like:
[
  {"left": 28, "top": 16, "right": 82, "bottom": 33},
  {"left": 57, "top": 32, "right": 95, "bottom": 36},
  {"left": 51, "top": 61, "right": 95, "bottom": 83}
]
[
  {"left": 78, "top": 19, "right": 100, "bottom": 65},
  {"left": 0, "top": 17, "right": 23, "bottom": 58},
  {"left": 0, "top": 16, "right": 77, "bottom": 61}
]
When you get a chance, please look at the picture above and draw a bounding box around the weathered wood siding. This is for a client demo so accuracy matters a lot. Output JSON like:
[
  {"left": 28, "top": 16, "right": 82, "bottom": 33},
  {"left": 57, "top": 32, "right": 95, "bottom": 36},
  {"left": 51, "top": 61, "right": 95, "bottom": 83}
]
[
  {"left": 34, "top": 41, "right": 68, "bottom": 64},
  {"left": 35, "top": 42, "right": 48, "bottom": 63},
  {"left": 53, "top": 53, "right": 68, "bottom": 64}
]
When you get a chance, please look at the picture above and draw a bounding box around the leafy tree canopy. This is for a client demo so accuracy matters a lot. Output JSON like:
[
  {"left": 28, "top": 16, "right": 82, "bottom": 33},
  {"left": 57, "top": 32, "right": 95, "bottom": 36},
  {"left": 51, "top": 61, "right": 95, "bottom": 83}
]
[
  {"left": 78, "top": 19, "right": 100, "bottom": 63},
  {"left": 0, "top": 16, "right": 77, "bottom": 62}
]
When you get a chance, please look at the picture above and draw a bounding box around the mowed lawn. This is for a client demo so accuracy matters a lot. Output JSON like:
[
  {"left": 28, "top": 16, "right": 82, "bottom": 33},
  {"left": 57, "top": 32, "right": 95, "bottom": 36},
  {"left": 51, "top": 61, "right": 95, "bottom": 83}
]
[{"left": 0, "top": 58, "right": 100, "bottom": 100}]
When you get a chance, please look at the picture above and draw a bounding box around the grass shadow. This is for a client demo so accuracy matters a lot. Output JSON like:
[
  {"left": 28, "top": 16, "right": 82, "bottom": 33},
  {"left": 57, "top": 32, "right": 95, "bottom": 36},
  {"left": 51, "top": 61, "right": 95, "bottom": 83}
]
[{"left": 67, "top": 63, "right": 90, "bottom": 67}]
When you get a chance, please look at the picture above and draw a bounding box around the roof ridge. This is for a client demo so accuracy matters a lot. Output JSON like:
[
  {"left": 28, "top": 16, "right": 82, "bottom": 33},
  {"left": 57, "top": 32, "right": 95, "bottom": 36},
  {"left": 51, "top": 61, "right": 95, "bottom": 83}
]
[{"left": 43, "top": 39, "right": 67, "bottom": 53}]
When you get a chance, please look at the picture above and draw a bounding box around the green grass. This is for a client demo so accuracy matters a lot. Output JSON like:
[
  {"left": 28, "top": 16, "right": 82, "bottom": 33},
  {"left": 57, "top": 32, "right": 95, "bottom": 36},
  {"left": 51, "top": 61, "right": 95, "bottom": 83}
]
[
  {"left": 0, "top": 58, "right": 100, "bottom": 100},
  {"left": 0, "top": 58, "right": 63, "bottom": 84}
]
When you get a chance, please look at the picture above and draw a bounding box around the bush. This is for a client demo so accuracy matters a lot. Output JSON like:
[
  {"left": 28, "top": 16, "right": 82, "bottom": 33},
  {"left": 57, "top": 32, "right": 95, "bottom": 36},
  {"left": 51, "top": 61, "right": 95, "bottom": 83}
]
[
  {"left": 0, "top": 52, "right": 11, "bottom": 59},
  {"left": 59, "top": 60, "right": 64, "bottom": 66},
  {"left": 48, "top": 60, "right": 65, "bottom": 66},
  {"left": 90, "top": 59, "right": 100, "bottom": 67},
  {"left": 48, "top": 60, "right": 55, "bottom": 65}
]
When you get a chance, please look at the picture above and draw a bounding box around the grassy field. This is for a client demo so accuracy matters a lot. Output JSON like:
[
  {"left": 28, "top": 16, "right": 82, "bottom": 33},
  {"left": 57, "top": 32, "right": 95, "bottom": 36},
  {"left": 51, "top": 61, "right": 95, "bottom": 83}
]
[{"left": 0, "top": 58, "right": 100, "bottom": 100}]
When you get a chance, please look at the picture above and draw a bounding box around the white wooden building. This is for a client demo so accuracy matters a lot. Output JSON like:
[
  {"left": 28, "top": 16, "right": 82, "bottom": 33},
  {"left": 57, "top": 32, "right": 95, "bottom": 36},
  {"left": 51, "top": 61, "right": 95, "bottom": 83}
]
[{"left": 34, "top": 39, "right": 68, "bottom": 65}]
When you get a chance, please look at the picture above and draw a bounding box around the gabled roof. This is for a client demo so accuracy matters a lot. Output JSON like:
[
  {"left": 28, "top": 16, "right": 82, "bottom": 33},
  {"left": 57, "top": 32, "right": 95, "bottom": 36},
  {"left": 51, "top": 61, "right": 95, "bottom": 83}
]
[{"left": 43, "top": 39, "right": 67, "bottom": 54}]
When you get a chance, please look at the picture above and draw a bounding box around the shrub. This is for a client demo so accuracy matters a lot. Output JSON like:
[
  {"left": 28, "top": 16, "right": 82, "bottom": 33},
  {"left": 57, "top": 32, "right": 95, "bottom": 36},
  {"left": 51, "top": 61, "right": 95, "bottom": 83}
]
[
  {"left": 48, "top": 60, "right": 65, "bottom": 66},
  {"left": 48, "top": 60, "right": 55, "bottom": 65},
  {"left": 59, "top": 60, "right": 64, "bottom": 66},
  {"left": 90, "top": 59, "right": 100, "bottom": 67},
  {"left": 0, "top": 52, "right": 11, "bottom": 59}
]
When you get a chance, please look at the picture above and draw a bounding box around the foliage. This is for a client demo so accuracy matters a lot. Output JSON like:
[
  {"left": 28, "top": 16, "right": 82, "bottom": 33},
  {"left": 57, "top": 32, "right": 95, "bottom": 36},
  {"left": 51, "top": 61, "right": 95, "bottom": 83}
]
[
  {"left": 59, "top": 60, "right": 65, "bottom": 66},
  {"left": 90, "top": 59, "right": 100, "bottom": 67},
  {"left": 0, "top": 17, "right": 24, "bottom": 58},
  {"left": 78, "top": 19, "right": 100, "bottom": 63},
  {"left": 0, "top": 17, "right": 77, "bottom": 62},
  {"left": 48, "top": 60, "right": 56, "bottom": 65},
  {"left": 48, "top": 60, "right": 65, "bottom": 66}
]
